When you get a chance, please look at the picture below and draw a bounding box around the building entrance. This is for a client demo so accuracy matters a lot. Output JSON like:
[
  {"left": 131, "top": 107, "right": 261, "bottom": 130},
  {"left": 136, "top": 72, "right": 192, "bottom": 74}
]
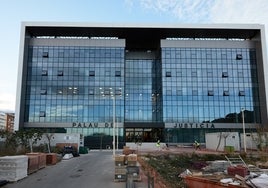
[{"left": 125, "top": 127, "right": 163, "bottom": 142}]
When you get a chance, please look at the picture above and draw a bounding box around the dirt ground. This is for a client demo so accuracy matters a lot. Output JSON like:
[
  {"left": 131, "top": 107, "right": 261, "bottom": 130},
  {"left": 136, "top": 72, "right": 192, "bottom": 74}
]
[
  {"left": 136, "top": 146, "right": 268, "bottom": 188},
  {"left": 137, "top": 145, "right": 226, "bottom": 155}
]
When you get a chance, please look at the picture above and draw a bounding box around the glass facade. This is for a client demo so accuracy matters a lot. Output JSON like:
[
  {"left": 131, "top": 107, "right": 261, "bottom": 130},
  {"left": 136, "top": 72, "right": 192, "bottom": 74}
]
[
  {"left": 25, "top": 46, "right": 125, "bottom": 123},
  {"left": 24, "top": 45, "right": 261, "bottom": 145},
  {"left": 162, "top": 47, "right": 260, "bottom": 124},
  {"left": 24, "top": 46, "right": 126, "bottom": 148},
  {"left": 125, "top": 59, "right": 162, "bottom": 122},
  {"left": 20, "top": 36, "right": 263, "bottom": 146},
  {"left": 124, "top": 56, "right": 164, "bottom": 142}
]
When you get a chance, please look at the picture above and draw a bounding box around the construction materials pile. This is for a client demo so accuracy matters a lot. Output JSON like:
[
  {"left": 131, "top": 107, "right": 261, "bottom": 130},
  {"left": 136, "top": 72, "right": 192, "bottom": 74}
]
[
  {"left": 26, "top": 153, "right": 46, "bottom": 174},
  {"left": 46, "top": 153, "right": 57, "bottom": 165},
  {"left": 114, "top": 152, "right": 141, "bottom": 182},
  {"left": 0, "top": 153, "right": 59, "bottom": 183},
  {"left": 123, "top": 146, "right": 135, "bottom": 155},
  {"left": 114, "top": 154, "right": 127, "bottom": 181},
  {"left": 182, "top": 155, "right": 268, "bottom": 188},
  {"left": 0, "top": 155, "right": 28, "bottom": 182}
]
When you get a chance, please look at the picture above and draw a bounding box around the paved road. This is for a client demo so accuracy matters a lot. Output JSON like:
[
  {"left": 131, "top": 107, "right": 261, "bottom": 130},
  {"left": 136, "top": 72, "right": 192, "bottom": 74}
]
[{"left": 3, "top": 150, "right": 147, "bottom": 188}]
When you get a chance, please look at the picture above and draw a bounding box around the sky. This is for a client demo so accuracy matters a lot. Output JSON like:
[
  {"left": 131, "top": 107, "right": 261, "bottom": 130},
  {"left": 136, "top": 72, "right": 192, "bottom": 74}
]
[{"left": 0, "top": 0, "right": 268, "bottom": 112}]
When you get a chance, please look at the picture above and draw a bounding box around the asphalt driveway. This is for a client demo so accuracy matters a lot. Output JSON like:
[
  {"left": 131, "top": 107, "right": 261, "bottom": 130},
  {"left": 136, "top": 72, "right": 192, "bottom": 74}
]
[{"left": 2, "top": 150, "right": 147, "bottom": 188}]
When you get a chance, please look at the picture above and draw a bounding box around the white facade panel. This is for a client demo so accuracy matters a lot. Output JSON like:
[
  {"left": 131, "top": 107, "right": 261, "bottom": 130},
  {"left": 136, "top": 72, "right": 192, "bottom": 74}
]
[
  {"left": 205, "top": 132, "right": 240, "bottom": 151},
  {"left": 36, "top": 133, "right": 81, "bottom": 148},
  {"left": 29, "top": 38, "right": 126, "bottom": 47},
  {"left": 161, "top": 39, "right": 256, "bottom": 48}
]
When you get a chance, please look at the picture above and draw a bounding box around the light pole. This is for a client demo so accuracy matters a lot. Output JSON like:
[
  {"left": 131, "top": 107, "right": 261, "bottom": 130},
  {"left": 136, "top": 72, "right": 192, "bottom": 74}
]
[
  {"left": 241, "top": 108, "right": 247, "bottom": 153},
  {"left": 112, "top": 95, "right": 115, "bottom": 157},
  {"left": 116, "top": 117, "right": 119, "bottom": 151},
  {"left": 100, "top": 87, "right": 121, "bottom": 158}
]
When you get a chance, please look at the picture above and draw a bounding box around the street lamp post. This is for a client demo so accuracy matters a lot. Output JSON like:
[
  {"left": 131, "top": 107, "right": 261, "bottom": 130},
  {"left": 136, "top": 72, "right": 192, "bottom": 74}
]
[
  {"left": 241, "top": 108, "right": 247, "bottom": 153},
  {"left": 116, "top": 117, "right": 119, "bottom": 151},
  {"left": 112, "top": 95, "right": 115, "bottom": 157},
  {"left": 100, "top": 87, "right": 117, "bottom": 157}
]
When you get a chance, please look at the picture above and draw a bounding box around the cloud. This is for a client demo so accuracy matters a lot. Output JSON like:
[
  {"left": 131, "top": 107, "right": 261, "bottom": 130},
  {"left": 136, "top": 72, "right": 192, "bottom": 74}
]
[
  {"left": 130, "top": 0, "right": 268, "bottom": 25},
  {"left": 133, "top": 0, "right": 215, "bottom": 23},
  {"left": 140, "top": 0, "right": 178, "bottom": 12},
  {"left": 0, "top": 93, "right": 15, "bottom": 112},
  {"left": 128, "top": 0, "right": 268, "bottom": 49},
  {"left": 124, "top": 0, "right": 134, "bottom": 7},
  {"left": 210, "top": 0, "right": 268, "bottom": 24}
]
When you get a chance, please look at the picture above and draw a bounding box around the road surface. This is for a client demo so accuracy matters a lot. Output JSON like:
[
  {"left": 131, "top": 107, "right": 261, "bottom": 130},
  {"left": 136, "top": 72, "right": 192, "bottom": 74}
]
[{"left": 3, "top": 150, "right": 147, "bottom": 188}]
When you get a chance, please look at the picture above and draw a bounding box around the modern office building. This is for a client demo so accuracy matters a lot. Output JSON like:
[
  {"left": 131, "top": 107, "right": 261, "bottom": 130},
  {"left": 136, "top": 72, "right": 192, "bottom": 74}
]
[{"left": 15, "top": 22, "right": 268, "bottom": 148}]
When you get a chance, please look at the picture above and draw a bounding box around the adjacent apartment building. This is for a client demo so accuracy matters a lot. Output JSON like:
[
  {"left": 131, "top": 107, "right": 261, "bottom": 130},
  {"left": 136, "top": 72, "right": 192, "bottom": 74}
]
[
  {"left": 15, "top": 22, "right": 268, "bottom": 148},
  {"left": 0, "top": 112, "right": 15, "bottom": 132}
]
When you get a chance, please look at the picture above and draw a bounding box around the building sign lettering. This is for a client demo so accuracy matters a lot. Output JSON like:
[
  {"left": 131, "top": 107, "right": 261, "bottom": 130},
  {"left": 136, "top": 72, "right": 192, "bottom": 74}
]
[
  {"left": 173, "top": 123, "right": 215, "bottom": 129},
  {"left": 72, "top": 122, "right": 215, "bottom": 129},
  {"left": 72, "top": 122, "right": 113, "bottom": 128}
]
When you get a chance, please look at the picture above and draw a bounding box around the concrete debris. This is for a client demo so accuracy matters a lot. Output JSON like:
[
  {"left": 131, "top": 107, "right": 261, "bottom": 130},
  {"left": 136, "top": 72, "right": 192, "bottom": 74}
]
[
  {"left": 202, "top": 160, "right": 230, "bottom": 173},
  {"left": 179, "top": 169, "right": 192, "bottom": 178},
  {"left": 246, "top": 174, "right": 268, "bottom": 187},
  {"left": 220, "top": 178, "right": 233, "bottom": 184},
  {"left": 184, "top": 158, "right": 268, "bottom": 188},
  {"left": 62, "top": 153, "right": 73, "bottom": 160}
]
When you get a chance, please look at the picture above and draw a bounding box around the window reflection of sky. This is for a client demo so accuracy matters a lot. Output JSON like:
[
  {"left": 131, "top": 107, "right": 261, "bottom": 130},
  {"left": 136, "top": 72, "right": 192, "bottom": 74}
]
[
  {"left": 25, "top": 46, "right": 260, "bottom": 124},
  {"left": 162, "top": 48, "right": 259, "bottom": 123},
  {"left": 26, "top": 46, "right": 125, "bottom": 123}
]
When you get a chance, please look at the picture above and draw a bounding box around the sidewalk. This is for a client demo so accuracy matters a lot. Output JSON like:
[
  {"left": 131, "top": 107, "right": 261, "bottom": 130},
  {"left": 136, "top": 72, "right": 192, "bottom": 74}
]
[{"left": 137, "top": 145, "right": 224, "bottom": 155}]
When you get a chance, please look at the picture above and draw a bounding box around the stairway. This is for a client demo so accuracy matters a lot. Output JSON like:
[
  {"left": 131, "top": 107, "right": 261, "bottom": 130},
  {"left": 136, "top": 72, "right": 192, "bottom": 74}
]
[
  {"left": 225, "top": 155, "right": 261, "bottom": 173},
  {"left": 225, "top": 155, "right": 247, "bottom": 167}
]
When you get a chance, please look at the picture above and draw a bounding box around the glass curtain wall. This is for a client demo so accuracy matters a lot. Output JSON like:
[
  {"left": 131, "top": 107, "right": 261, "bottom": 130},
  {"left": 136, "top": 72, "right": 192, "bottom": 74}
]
[
  {"left": 124, "top": 56, "right": 163, "bottom": 142},
  {"left": 24, "top": 46, "right": 125, "bottom": 148},
  {"left": 162, "top": 47, "right": 260, "bottom": 124},
  {"left": 25, "top": 46, "right": 124, "bottom": 123},
  {"left": 125, "top": 59, "right": 162, "bottom": 122}
]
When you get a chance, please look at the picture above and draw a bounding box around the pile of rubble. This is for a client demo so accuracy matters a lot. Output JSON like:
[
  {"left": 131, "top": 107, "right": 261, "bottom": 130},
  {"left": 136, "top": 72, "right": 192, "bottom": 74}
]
[{"left": 181, "top": 155, "right": 268, "bottom": 188}]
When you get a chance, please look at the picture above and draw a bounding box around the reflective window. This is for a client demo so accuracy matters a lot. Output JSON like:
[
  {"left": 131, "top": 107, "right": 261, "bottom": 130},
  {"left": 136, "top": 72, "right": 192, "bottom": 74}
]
[
  {"left": 25, "top": 45, "right": 260, "bottom": 125},
  {"left": 40, "top": 89, "right": 47, "bottom": 95},
  {"left": 208, "top": 90, "right": 214, "bottom": 96},
  {"left": 89, "top": 71, "right": 95, "bottom": 76},
  {"left": 223, "top": 91, "right": 229, "bottom": 96},
  {"left": 239, "top": 91, "right": 245, "bottom": 96},
  {"left": 42, "top": 52, "right": 49, "bottom": 58},
  {"left": 57, "top": 70, "right": 63, "bottom": 76},
  {"left": 162, "top": 47, "right": 260, "bottom": 123},
  {"left": 25, "top": 46, "right": 125, "bottom": 123},
  {"left": 236, "top": 54, "right": 243, "bottom": 60},
  {"left": 41, "top": 70, "right": 48, "bottom": 76},
  {"left": 39, "top": 111, "right": 46, "bottom": 117},
  {"left": 115, "top": 71, "right": 121, "bottom": 77},
  {"left": 166, "top": 71, "right": 171, "bottom": 77},
  {"left": 222, "top": 72, "right": 228, "bottom": 78},
  {"left": 125, "top": 58, "right": 162, "bottom": 122}
]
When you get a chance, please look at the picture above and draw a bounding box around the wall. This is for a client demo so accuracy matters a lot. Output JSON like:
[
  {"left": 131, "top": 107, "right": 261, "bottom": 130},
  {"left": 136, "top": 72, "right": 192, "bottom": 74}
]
[
  {"left": 205, "top": 132, "right": 240, "bottom": 151},
  {"left": 36, "top": 133, "right": 82, "bottom": 149},
  {"left": 240, "top": 132, "right": 268, "bottom": 150}
]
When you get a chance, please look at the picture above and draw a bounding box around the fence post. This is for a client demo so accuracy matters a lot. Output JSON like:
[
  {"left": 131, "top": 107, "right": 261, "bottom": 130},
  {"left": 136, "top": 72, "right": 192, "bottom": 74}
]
[
  {"left": 147, "top": 173, "right": 150, "bottom": 188},
  {"left": 147, "top": 172, "right": 154, "bottom": 188},
  {"left": 126, "top": 174, "right": 135, "bottom": 188}
]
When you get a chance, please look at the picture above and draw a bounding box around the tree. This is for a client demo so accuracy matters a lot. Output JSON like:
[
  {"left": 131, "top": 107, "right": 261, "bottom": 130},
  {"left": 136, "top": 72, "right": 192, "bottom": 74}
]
[
  {"left": 16, "top": 129, "right": 43, "bottom": 153},
  {"left": 0, "top": 130, "right": 18, "bottom": 155},
  {"left": 44, "top": 132, "right": 54, "bottom": 153},
  {"left": 252, "top": 125, "right": 268, "bottom": 152},
  {"left": 216, "top": 132, "right": 230, "bottom": 151}
]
